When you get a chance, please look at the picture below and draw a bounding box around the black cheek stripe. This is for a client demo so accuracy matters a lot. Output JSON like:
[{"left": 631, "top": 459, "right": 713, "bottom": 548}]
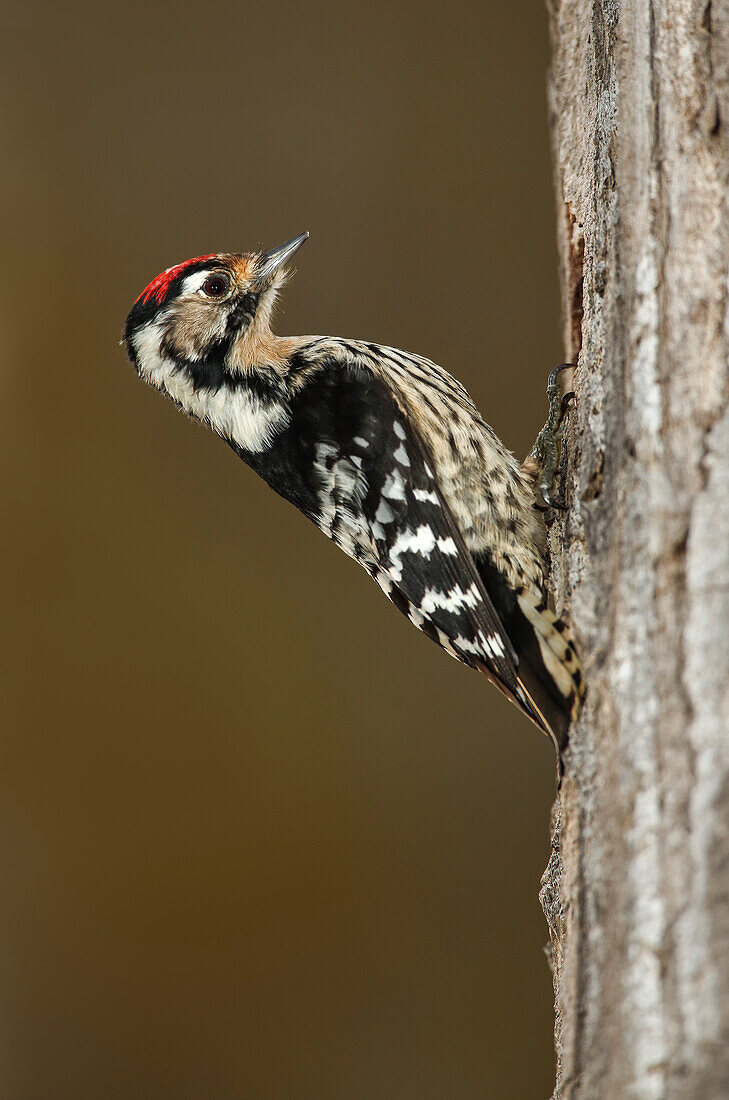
[{"left": 225, "top": 292, "right": 259, "bottom": 336}]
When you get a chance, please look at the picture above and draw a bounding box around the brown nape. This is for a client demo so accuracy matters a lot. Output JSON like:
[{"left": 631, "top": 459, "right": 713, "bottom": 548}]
[{"left": 227, "top": 322, "right": 304, "bottom": 374}]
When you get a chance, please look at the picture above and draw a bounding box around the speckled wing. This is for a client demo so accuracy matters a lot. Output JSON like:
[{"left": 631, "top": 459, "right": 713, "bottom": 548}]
[
  {"left": 360, "top": 397, "right": 526, "bottom": 684},
  {"left": 294, "top": 359, "right": 550, "bottom": 730}
]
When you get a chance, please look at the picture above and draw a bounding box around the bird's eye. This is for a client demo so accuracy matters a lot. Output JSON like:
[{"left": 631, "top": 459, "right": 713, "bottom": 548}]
[{"left": 201, "top": 273, "right": 231, "bottom": 298}]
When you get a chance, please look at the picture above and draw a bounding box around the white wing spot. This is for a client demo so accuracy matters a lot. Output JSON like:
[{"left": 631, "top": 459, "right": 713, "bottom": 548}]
[
  {"left": 310, "top": 444, "right": 372, "bottom": 560},
  {"left": 387, "top": 524, "right": 436, "bottom": 581},
  {"left": 382, "top": 469, "right": 406, "bottom": 501},
  {"left": 375, "top": 500, "right": 396, "bottom": 525},
  {"left": 436, "top": 537, "right": 458, "bottom": 555},
  {"left": 390, "top": 525, "right": 436, "bottom": 558},
  {"left": 393, "top": 421, "right": 407, "bottom": 439},
  {"left": 353, "top": 436, "right": 370, "bottom": 449},
  {"left": 476, "top": 630, "right": 507, "bottom": 660},
  {"left": 419, "top": 583, "right": 479, "bottom": 615},
  {"left": 414, "top": 488, "right": 440, "bottom": 505},
  {"left": 393, "top": 443, "right": 411, "bottom": 467}
]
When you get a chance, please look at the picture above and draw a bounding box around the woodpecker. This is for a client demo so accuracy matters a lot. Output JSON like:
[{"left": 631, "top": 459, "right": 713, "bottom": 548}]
[{"left": 123, "top": 233, "right": 583, "bottom": 751}]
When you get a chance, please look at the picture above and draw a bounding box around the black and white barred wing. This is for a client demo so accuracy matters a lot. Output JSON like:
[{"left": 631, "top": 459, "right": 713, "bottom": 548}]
[
  {"left": 297, "top": 362, "right": 550, "bottom": 731},
  {"left": 361, "top": 410, "right": 525, "bottom": 678}
]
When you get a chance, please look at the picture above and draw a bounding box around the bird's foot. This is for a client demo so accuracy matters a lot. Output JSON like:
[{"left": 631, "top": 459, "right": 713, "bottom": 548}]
[{"left": 530, "top": 364, "right": 575, "bottom": 511}]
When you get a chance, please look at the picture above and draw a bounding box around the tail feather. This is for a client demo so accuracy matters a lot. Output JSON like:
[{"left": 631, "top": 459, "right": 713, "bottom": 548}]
[
  {"left": 516, "top": 588, "right": 584, "bottom": 723},
  {"left": 477, "top": 586, "right": 583, "bottom": 755},
  {"left": 476, "top": 659, "right": 569, "bottom": 754},
  {"left": 471, "top": 556, "right": 584, "bottom": 755}
]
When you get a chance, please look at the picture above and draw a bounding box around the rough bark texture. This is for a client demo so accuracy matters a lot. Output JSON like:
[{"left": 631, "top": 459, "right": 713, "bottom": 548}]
[{"left": 541, "top": 1, "right": 729, "bottom": 1096}]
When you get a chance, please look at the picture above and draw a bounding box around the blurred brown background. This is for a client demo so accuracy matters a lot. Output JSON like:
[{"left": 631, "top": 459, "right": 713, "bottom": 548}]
[{"left": 2, "top": 3, "right": 561, "bottom": 1096}]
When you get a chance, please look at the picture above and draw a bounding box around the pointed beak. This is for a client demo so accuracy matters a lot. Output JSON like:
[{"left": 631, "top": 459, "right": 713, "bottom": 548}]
[{"left": 255, "top": 231, "right": 309, "bottom": 287}]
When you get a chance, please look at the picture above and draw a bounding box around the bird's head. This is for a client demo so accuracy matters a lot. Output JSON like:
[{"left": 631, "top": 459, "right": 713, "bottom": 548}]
[{"left": 123, "top": 232, "right": 308, "bottom": 384}]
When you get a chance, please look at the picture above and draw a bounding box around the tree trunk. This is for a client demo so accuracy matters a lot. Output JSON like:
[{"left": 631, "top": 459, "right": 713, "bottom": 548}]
[{"left": 541, "top": 1, "right": 729, "bottom": 1096}]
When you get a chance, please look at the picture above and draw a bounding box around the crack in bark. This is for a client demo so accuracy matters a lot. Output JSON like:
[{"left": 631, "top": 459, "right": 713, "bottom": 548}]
[
  {"left": 566, "top": 207, "right": 585, "bottom": 361},
  {"left": 700, "top": 0, "right": 722, "bottom": 134}
]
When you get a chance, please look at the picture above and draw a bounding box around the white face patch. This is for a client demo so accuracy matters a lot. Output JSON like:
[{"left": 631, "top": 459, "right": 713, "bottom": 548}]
[
  {"left": 132, "top": 320, "right": 288, "bottom": 454},
  {"left": 180, "top": 270, "right": 217, "bottom": 295}
]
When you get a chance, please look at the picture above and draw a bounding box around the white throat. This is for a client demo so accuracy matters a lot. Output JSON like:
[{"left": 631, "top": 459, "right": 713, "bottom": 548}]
[{"left": 132, "top": 320, "right": 288, "bottom": 454}]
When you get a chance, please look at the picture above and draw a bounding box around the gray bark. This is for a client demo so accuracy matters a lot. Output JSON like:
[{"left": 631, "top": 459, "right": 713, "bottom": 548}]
[{"left": 541, "top": 1, "right": 729, "bottom": 1096}]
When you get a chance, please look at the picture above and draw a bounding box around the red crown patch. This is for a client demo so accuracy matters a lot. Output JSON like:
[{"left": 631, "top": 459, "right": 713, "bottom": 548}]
[{"left": 136, "top": 255, "right": 216, "bottom": 305}]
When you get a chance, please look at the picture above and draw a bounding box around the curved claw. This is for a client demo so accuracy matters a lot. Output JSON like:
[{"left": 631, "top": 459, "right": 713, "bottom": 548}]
[
  {"left": 561, "top": 391, "right": 576, "bottom": 415},
  {"left": 540, "top": 488, "right": 567, "bottom": 511},
  {"left": 547, "top": 363, "right": 575, "bottom": 390}
]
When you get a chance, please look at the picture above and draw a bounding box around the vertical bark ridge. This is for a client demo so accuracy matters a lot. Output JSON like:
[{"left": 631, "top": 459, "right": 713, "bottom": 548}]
[{"left": 543, "top": 1, "right": 729, "bottom": 1096}]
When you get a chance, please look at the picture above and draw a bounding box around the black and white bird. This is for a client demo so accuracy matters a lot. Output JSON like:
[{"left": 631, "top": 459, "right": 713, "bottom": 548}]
[{"left": 123, "top": 233, "right": 582, "bottom": 750}]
